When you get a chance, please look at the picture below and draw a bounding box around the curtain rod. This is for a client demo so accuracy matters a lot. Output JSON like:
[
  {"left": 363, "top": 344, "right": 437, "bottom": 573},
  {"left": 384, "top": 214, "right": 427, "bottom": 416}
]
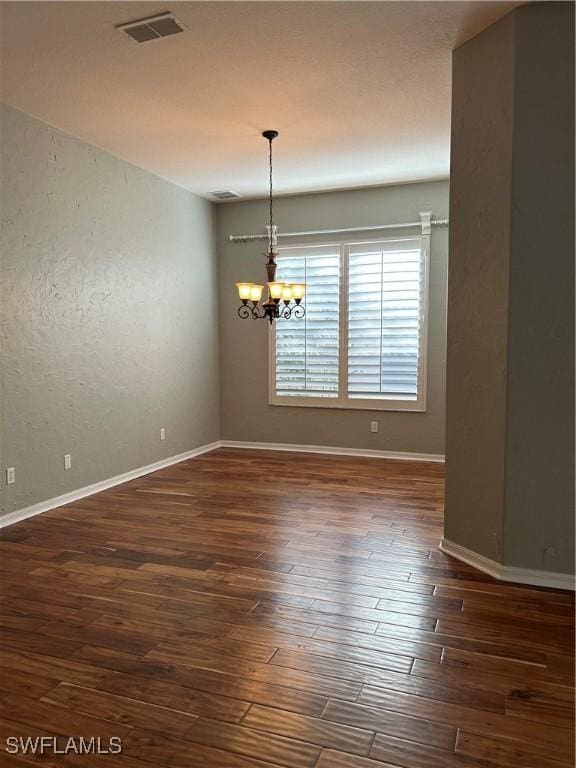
[{"left": 229, "top": 214, "right": 449, "bottom": 243}]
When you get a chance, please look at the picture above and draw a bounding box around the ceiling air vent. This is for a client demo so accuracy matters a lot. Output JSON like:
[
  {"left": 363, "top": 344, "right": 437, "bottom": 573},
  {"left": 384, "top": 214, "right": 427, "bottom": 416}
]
[
  {"left": 116, "top": 12, "right": 187, "bottom": 44},
  {"left": 211, "top": 190, "right": 241, "bottom": 200}
]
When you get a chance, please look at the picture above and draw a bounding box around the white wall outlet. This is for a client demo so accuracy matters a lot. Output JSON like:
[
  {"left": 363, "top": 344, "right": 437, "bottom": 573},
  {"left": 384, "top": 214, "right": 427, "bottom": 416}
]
[
  {"left": 160, "top": 428, "right": 166, "bottom": 441},
  {"left": 6, "top": 467, "right": 15, "bottom": 485},
  {"left": 371, "top": 421, "right": 379, "bottom": 433},
  {"left": 64, "top": 454, "right": 72, "bottom": 470}
]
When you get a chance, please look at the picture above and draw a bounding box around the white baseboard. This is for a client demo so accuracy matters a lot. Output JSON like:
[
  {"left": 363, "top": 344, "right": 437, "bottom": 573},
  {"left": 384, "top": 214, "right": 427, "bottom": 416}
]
[
  {"left": 440, "top": 537, "right": 575, "bottom": 591},
  {"left": 6, "top": 444, "right": 569, "bottom": 591},
  {"left": 0, "top": 441, "right": 221, "bottom": 529},
  {"left": 220, "top": 440, "right": 445, "bottom": 463},
  {"left": 0, "top": 439, "right": 443, "bottom": 530}
]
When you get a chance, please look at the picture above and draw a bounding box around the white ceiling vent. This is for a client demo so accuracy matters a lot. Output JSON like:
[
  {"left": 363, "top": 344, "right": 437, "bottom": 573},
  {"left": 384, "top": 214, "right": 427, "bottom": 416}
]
[
  {"left": 211, "top": 190, "right": 241, "bottom": 200},
  {"left": 116, "top": 12, "right": 187, "bottom": 44}
]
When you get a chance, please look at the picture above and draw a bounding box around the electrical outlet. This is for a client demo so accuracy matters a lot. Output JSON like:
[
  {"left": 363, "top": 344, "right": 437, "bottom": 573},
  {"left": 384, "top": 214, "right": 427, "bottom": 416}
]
[
  {"left": 160, "top": 428, "right": 166, "bottom": 441},
  {"left": 371, "top": 421, "right": 379, "bottom": 433},
  {"left": 6, "top": 467, "right": 15, "bottom": 485},
  {"left": 64, "top": 454, "right": 72, "bottom": 470}
]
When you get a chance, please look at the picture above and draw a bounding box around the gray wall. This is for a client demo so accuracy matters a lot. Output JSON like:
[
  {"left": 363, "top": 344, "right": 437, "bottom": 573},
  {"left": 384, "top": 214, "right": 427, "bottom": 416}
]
[
  {"left": 446, "top": 2, "right": 575, "bottom": 574},
  {"left": 504, "top": 2, "right": 574, "bottom": 572},
  {"left": 0, "top": 104, "right": 220, "bottom": 517},
  {"left": 444, "top": 12, "right": 515, "bottom": 562},
  {"left": 217, "top": 181, "right": 449, "bottom": 454}
]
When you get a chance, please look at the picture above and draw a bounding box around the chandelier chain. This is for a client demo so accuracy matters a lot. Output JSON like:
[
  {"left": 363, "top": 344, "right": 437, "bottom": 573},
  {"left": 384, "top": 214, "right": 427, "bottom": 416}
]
[{"left": 268, "top": 136, "right": 273, "bottom": 252}]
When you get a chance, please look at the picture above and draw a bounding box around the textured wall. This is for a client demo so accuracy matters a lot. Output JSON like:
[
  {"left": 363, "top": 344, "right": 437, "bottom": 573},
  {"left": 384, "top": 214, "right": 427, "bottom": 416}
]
[
  {"left": 503, "top": 1, "right": 575, "bottom": 573},
  {"left": 446, "top": 2, "right": 575, "bottom": 575},
  {"left": 217, "top": 181, "right": 449, "bottom": 454},
  {"left": 445, "top": 13, "right": 515, "bottom": 562},
  {"left": 0, "top": 104, "right": 219, "bottom": 516}
]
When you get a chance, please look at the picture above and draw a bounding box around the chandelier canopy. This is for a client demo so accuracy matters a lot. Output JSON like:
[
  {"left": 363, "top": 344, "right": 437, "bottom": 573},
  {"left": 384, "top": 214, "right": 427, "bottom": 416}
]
[{"left": 236, "top": 131, "right": 306, "bottom": 324}]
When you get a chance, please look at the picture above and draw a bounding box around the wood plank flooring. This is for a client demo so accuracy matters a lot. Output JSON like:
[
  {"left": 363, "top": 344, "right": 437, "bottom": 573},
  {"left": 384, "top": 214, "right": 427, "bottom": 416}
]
[{"left": 0, "top": 448, "right": 573, "bottom": 767}]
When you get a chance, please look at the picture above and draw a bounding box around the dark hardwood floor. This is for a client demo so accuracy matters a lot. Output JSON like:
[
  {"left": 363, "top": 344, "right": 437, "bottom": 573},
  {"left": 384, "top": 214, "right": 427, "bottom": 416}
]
[{"left": 0, "top": 448, "right": 574, "bottom": 767}]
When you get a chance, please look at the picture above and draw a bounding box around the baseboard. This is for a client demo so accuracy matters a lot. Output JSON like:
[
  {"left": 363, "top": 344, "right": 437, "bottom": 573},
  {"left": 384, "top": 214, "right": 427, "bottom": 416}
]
[
  {"left": 0, "top": 438, "right": 443, "bottom": 530},
  {"left": 219, "top": 440, "right": 444, "bottom": 463},
  {"left": 8, "top": 445, "right": 568, "bottom": 591},
  {"left": 440, "top": 538, "right": 575, "bottom": 591},
  {"left": 0, "top": 441, "right": 221, "bottom": 529}
]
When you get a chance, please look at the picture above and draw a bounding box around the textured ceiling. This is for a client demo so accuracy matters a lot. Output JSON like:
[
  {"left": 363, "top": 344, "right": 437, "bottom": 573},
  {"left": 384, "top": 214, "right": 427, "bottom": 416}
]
[{"left": 0, "top": 1, "right": 520, "bottom": 198}]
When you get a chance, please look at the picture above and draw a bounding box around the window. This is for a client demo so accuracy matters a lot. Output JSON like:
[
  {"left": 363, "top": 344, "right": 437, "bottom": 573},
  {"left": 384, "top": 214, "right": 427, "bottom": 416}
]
[
  {"left": 270, "top": 236, "right": 429, "bottom": 411},
  {"left": 273, "top": 244, "right": 340, "bottom": 399}
]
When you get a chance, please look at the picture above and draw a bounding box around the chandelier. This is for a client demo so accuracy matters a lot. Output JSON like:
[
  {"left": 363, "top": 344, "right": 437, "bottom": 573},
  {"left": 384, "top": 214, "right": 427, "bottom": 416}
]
[{"left": 236, "top": 130, "right": 306, "bottom": 324}]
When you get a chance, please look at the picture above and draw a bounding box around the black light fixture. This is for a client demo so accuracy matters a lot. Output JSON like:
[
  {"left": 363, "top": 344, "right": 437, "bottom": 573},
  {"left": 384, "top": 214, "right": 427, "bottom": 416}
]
[{"left": 236, "top": 131, "right": 306, "bottom": 324}]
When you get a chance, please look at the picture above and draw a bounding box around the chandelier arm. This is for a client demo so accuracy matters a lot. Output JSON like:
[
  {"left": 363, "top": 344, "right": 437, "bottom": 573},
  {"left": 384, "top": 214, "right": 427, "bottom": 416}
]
[
  {"left": 292, "top": 304, "right": 305, "bottom": 319},
  {"left": 238, "top": 305, "right": 252, "bottom": 319},
  {"left": 237, "top": 303, "right": 268, "bottom": 319},
  {"left": 279, "top": 304, "right": 305, "bottom": 320}
]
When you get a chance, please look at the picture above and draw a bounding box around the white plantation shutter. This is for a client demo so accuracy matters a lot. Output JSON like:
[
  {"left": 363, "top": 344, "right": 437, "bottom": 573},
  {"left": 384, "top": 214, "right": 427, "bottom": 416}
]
[
  {"left": 271, "top": 235, "right": 428, "bottom": 411},
  {"left": 348, "top": 238, "right": 424, "bottom": 401},
  {"left": 274, "top": 245, "right": 340, "bottom": 398}
]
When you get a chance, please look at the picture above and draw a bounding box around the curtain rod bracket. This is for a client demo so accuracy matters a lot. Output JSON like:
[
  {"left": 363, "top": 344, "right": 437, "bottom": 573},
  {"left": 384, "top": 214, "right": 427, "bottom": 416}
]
[{"left": 419, "top": 211, "right": 432, "bottom": 235}]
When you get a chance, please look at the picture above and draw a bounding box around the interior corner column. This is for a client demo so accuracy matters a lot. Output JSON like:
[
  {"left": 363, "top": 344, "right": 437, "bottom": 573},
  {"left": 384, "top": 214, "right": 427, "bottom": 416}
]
[{"left": 444, "top": 1, "right": 575, "bottom": 578}]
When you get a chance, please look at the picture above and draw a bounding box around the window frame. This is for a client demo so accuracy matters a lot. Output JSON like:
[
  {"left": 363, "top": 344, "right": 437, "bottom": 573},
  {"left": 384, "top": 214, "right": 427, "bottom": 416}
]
[{"left": 269, "top": 234, "right": 430, "bottom": 412}]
